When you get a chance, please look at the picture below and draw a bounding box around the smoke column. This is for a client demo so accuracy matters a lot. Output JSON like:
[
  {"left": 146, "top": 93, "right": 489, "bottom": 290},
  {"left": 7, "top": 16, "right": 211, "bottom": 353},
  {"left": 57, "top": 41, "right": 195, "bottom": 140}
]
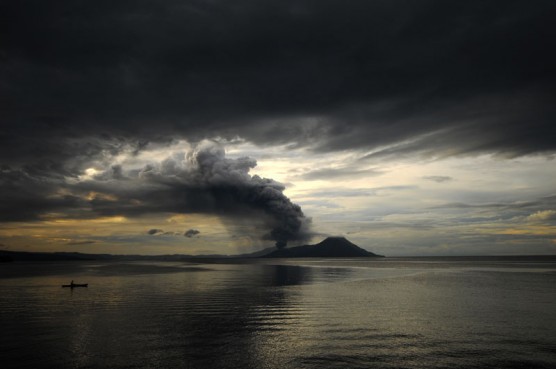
[
  {"left": 84, "top": 140, "right": 312, "bottom": 248},
  {"left": 188, "top": 141, "right": 311, "bottom": 248}
]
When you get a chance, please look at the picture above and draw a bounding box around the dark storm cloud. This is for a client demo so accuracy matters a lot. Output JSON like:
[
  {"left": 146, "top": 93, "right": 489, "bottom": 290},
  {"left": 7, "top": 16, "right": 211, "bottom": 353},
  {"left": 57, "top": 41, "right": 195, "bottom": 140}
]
[
  {"left": 0, "top": 166, "right": 87, "bottom": 222},
  {"left": 1, "top": 0, "right": 555, "bottom": 166}
]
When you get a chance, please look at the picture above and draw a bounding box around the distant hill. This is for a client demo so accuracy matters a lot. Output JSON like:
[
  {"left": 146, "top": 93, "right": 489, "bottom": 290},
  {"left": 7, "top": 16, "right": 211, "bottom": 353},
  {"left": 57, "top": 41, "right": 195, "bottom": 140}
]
[
  {"left": 0, "top": 248, "right": 279, "bottom": 261},
  {"left": 0, "top": 250, "right": 119, "bottom": 261},
  {"left": 0, "top": 250, "right": 199, "bottom": 261},
  {"left": 262, "top": 237, "right": 383, "bottom": 258}
]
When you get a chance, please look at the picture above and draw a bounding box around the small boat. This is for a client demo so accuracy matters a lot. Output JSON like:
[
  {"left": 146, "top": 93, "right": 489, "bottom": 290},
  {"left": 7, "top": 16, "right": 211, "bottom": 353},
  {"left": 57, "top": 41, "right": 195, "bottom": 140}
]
[{"left": 62, "top": 281, "right": 88, "bottom": 288}]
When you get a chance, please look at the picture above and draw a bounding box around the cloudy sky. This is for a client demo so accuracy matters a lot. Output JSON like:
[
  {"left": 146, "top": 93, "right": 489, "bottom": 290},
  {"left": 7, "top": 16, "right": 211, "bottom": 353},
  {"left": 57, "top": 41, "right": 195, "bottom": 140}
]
[{"left": 1, "top": 0, "right": 555, "bottom": 256}]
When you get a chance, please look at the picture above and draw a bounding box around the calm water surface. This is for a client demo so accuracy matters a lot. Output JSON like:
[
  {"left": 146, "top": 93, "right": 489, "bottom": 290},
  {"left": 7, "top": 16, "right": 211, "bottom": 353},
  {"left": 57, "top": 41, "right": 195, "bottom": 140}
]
[{"left": 1, "top": 257, "right": 555, "bottom": 368}]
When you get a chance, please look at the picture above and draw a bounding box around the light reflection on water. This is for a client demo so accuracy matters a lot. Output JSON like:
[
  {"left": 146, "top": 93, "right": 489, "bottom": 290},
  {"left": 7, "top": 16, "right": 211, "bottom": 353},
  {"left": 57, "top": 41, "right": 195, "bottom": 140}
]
[{"left": 1, "top": 258, "right": 555, "bottom": 369}]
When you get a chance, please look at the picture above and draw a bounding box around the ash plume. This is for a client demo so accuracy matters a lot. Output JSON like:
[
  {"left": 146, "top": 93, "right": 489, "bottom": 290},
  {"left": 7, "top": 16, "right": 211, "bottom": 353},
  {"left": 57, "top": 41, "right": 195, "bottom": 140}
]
[
  {"left": 182, "top": 141, "right": 311, "bottom": 248},
  {"left": 80, "top": 140, "right": 312, "bottom": 248}
]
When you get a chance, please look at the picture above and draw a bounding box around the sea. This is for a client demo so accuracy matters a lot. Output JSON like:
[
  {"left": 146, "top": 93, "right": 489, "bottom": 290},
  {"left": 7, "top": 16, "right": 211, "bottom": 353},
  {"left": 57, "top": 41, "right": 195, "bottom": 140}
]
[{"left": 1, "top": 256, "right": 555, "bottom": 369}]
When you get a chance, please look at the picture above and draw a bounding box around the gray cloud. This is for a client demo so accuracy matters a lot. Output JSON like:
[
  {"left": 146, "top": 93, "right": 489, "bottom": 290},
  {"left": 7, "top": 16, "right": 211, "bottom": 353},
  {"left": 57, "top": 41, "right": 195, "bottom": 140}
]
[
  {"left": 299, "top": 167, "right": 383, "bottom": 181},
  {"left": 146, "top": 229, "right": 183, "bottom": 236},
  {"left": 184, "top": 229, "right": 200, "bottom": 238},
  {"left": 430, "top": 201, "right": 540, "bottom": 210},
  {"left": 423, "top": 176, "right": 453, "bottom": 183},
  {"left": 527, "top": 210, "right": 556, "bottom": 224},
  {"left": 67, "top": 240, "right": 96, "bottom": 245},
  {"left": 422, "top": 197, "right": 556, "bottom": 228},
  {"left": 297, "top": 200, "right": 342, "bottom": 209},
  {"left": 307, "top": 189, "right": 373, "bottom": 198},
  {"left": 307, "top": 185, "right": 417, "bottom": 199}
]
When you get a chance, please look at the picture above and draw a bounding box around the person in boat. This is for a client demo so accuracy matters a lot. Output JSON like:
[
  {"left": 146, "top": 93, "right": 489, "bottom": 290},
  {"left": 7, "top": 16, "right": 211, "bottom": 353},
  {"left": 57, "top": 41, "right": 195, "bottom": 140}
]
[{"left": 70, "top": 280, "right": 74, "bottom": 287}]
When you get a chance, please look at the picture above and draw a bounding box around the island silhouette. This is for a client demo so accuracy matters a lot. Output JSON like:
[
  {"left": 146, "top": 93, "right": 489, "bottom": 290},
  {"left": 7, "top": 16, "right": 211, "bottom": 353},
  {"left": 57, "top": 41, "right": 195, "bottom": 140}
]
[{"left": 262, "top": 237, "right": 382, "bottom": 258}]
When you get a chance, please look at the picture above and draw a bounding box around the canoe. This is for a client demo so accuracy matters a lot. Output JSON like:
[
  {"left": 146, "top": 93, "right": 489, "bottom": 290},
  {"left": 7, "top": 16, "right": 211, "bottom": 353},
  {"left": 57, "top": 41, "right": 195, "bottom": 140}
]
[{"left": 62, "top": 284, "right": 88, "bottom": 288}]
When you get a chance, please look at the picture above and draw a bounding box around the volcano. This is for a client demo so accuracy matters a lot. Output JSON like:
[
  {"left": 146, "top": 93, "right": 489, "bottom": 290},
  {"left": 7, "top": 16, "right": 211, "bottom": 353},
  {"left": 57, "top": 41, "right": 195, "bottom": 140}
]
[{"left": 262, "top": 237, "right": 383, "bottom": 258}]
